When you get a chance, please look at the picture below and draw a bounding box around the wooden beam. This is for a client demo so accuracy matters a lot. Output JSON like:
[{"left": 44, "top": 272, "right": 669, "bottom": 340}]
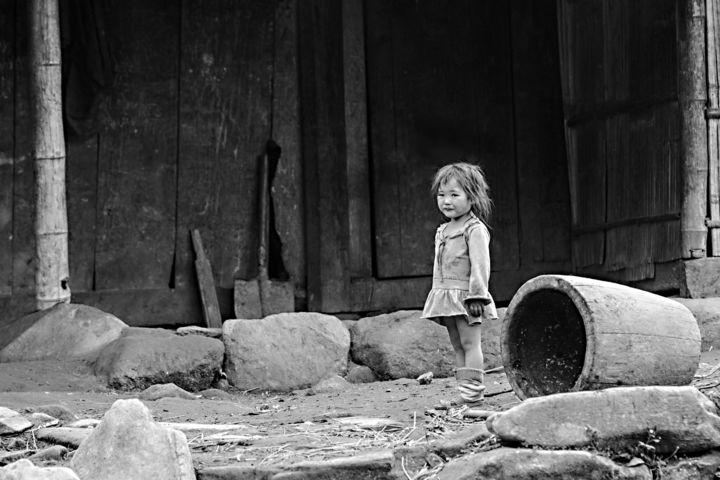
[
  {"left": 29, "top": 0, "right": 70, "bottom": 309},
  {"left": 678, "top": 0, "right": 708, "bottom": 259}
]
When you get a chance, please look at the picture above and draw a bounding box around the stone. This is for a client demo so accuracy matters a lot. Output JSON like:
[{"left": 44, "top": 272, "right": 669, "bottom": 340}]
[
  {"left": 196, "top": 466, "right": 281, "bottom": 479},
  {"left": 26, "top": 412, "right": 59, "bottom": 428},
  {"left": 0, "top": 459, "right": 80, "bottom": 480},
  {"left": 27, "top": 445, "right": 69, "bottom": 463},
  {"left": 351, "top": 309, "right": 504, "bottom": 381},
  {"left": 94, "top": 328, "right": 224, "bottom": 391},
  {"left": 138, "top": 383, "right": 201, "bottom": 401},
  {"left": 36, "top": 427, "right": 91, "bottom": 448},
  {"left": 345, "top": 365, "right": 377, "bottom": 384},
  {"left": 0, "top": 303, "right": 127, "bottom": 362},
  {"left": 351, "top": 310, "right": 453, "bottom": 380},
  {"left": 674, "top": 297, "right": 720, "bottom": 351},
  {"left": 487, "top": 386, "right": 720, "bottom": 454},
  {"left": 70, "top": 398, "right": 195, "bottom": 480},
  {"left": 310, "top": 375, "right": 350, "bottom": 394},
  {"left": 271, "top": 451, "right": 394, "bottom": 479},
  {"left": 223, "top": 313, "right": 350, "bottom": 391},
  {"left": 436, "top": 448, "right": 652, "bottom": 480},
  {"left": 429, "top": 423, "right": 492, "bottom": 456},
  {"left": 0, "top": 407, "right": 20, "bottom": 418},
  {"left": 0, "top": 415, "right": 32, "bottom": 435},
  {"left": 662, "top": 450, "right": 720, "bottom": 480},
  {"left": 199, "top": 388, "right": 233, "bottom": 400},
  {"left": 176, "top": 326, "right": 222, "bottom": 338},
  {"left": 23, "top": 405, "right": 77, "bottom": 423}
]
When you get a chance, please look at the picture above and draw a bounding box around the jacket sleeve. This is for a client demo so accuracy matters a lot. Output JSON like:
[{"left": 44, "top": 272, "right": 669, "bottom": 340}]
[{"left": 464, "top": 224, "right": 492, "bottom": 305}]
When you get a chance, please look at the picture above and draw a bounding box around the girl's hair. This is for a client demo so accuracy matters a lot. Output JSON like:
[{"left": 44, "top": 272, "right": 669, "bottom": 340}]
[{"left": 431, "top": 161, "right": 493, "bottom": 223}]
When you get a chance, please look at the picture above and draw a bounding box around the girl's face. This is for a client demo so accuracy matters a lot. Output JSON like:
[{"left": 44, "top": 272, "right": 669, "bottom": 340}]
[{"left": 437, "top": 177, "right": 472, "bottom": 220}]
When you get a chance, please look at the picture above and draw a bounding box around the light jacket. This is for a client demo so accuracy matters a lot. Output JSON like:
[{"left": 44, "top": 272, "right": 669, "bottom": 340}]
[{"left": 432, "top": 213, "right": 498, "bottom": 318}]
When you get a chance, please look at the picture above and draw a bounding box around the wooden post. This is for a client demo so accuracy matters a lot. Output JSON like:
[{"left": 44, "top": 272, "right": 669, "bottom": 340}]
[
  {"left": 679, "top": 0, "right": 708, "bottom": 259},
  {"left": 707, "top": 0, "right": 720, "bottom": 255},
  {"left": 29, "top": 0, "right": 71, "bottom": 309}
]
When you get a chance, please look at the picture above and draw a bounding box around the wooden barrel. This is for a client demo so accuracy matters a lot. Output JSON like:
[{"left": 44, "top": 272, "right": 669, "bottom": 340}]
[{"left": 501, "top": 275, "right": 701, "bottom": 399}]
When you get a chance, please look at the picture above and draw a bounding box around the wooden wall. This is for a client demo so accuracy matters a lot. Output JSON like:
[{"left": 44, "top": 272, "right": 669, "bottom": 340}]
[
  {"left": 1, "top": 0, "right": 572, "bottom": 324},
  {"left": 557, "top": 0, "right": 682, "bottom": 285},
  {"left": 0, "top": 0, "right": 304, "bottom": 325}
]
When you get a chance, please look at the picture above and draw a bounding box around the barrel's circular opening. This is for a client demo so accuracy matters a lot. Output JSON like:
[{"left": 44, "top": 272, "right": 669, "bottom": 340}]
[{"left": 506, "top": 289, "right": 587, "bottom": 397}]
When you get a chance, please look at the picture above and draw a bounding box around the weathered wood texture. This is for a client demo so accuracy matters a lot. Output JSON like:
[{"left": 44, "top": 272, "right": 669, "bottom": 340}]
[
  {"left": 707, "top": 0, "right": 720, "bottom": 255},
  {"left": 271, "top": 0, "right": 304, "bottom": 295},
  {"left": 365, "top": 0, "right": 518, "bottom": 278},
  {"left": 298, "top": 0, "right": 350, "bottom": 311},
  {"left": 679, "top": 0, "right": 708, "bottom": 259},
  {"left": 191, "top": 229, "right": 221, "bottom": 328},
  {"left": 503, "top": 275, "right": 701, "bottom": 400},
  {"left": 557, "top": 0, "right": 682, "bottom": 282},
  {"left": 29, "top": 0, "right": 71, "bottom": 309},
  {"left": 0, "top": 0, "right": 14, "bottom": 296},
  {"left": 65, "top": 137, "right": 98, "bottom": 292},
  {"left": 177, "top": 0, "right": 276, "bottom": 291},
  {"left": 343, "top": 0, "right": 372, "bottom": 280},
  {"left": 12, "top": 0, "right": 36, "bottom": 295},
  {"left": 94, "top": 0, "right": 178, "bottom": 290},
  {"left": 510, "top": 0, "right": 571, "bottom": 266}
]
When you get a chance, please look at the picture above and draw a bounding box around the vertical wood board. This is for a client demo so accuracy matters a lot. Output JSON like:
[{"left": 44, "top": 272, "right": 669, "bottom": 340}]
[
  {"left": 0, "top": 0, "right": 14, "bottom": 295},
  {"left": 176, "top": 0, "right": 275, "bottom": 290},
  {"left": 298, "top": 0, "right": 350, "bottom": 311},
  {"left": 12, "top": 0, "right": 35, "bottom": 294},
  {"left": 510, "top": 0, "right": 570, "bottom": 267},
  {"left": 366, "top": 0, "right": 518, "bottom": 277},
  {"left": 66, "top": 136, "right": 98, "bottom": 292},
  {"left": 95, "top": 0, "right": 179, "bottom": 290},
  {"left": 271, "top": 0, "right": 304, "bottom": 291},
  {"left": 343, "top": 0, "right": 372, "bottom": 279}
]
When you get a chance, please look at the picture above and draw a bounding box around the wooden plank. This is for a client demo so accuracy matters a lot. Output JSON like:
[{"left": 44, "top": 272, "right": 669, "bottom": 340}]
[
  {"left": 176, "top": 0, "right": 276, "bottom": 290},
  {"left": 65, "top": 137, "right": 97, "bottom": 292},
  {"left": 12, "top": 0, "right": 35, "bottom": 295},
  {"left": 366, "top": 0, "right": 518, "bottom": 277},
  {"left": 708, "top": 0, "right": 720, "bottom": 255},
  {"left": 270, "top": 0, "right": 304, "bottom": 293},
  {"left": 343, "top": 0, "right": 372, "bottom": 279},
  {"left": 94, "top": 0, "right": 178, "bottom": 290},
  {"left": 678, "top": 0, "right": 708, "bottom": 258},
  {"left": 298, "top": 0, "right": 349, "bottom": 311},
  {"left": 0, "top": 0, "right": 14, "bottom": 296},
  {"left": 191, "top": 229, "right": 221, "bottom": 328},
  {"left": 510, "top": 0, "right": 570, "bottom": 266}
]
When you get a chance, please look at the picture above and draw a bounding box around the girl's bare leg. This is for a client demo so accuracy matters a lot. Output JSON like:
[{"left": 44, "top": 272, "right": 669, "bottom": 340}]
[
  {"left": 442, "top": 316, "right": 465, "bottom": 368},
  {"left": 455, "top": 317, "right": 483, "bottom": 370}
]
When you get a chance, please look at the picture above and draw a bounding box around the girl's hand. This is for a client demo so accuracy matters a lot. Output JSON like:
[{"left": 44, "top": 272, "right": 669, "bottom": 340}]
[{"left": 466, "top": 300, "right": 484, "bottom": 317}]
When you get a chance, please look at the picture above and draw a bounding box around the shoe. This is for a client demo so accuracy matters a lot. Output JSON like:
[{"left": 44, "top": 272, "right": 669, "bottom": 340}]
[{"left": 433, "top": 367, "right": 485, "bottom": 409}]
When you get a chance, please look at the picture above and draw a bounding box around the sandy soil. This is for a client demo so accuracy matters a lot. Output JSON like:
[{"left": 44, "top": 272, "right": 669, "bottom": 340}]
[{"left": 0, "top": 360, "right": 516, "bottom": 471}]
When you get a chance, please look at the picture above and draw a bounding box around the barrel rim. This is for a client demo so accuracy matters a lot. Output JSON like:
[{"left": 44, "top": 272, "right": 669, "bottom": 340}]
[{"left": 502, "top": 274, "right": 596, "bottom": 400}]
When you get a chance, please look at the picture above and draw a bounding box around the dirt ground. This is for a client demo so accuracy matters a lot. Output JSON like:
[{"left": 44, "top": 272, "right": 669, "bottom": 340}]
[{"left": 0, "top": 360, "right": 517, "bottom": 471}]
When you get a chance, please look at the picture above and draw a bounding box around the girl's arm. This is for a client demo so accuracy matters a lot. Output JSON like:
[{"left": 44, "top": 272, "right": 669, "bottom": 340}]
[{"left": 465, "top": 225, "right": 492, "bottom": 307}]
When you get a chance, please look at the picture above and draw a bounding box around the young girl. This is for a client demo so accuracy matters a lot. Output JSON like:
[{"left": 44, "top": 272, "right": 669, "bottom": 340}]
[{"left": 422, "top": 162, "right": 498, "bottom": 407}]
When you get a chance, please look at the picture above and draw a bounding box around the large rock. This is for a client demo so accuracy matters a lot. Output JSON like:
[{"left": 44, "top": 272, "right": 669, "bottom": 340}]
[
  {"left": 437, "top": 448, "right": 651, "bottom": 480},
  {"left": 0, "top": 459, "right": 80, "bottom": 480},
  {"left": 487, "top": 386, "right": 720, "bottom": 454},
  {"left": 674, "top": 298, "right": 720, "bottom": 351},
  {"left": 70, "top": 399, "right": 195, "bottom": 480},
  {"left": 0, "top": 303, "right": 127, "bottom": 362},
  {"left": 94, "top": 329, "right": 224, "bottom": 391},
  {"left": 350, "top": 310, "right": 503, "bottom": 380},
  {"left": 223, "top": 313, "right": 349, "bottom": 391}
]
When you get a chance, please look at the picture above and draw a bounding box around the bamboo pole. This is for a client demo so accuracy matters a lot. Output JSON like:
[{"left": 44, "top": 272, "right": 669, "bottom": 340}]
[
  {"left": 707, "top": 0, "right": 720, "bottom": 255},
  {"left": 29, "top": 0, "right": 71, "bottom": 309},
  {"left": 679, "top": 0, "right": 709, "bottom": 259}
]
